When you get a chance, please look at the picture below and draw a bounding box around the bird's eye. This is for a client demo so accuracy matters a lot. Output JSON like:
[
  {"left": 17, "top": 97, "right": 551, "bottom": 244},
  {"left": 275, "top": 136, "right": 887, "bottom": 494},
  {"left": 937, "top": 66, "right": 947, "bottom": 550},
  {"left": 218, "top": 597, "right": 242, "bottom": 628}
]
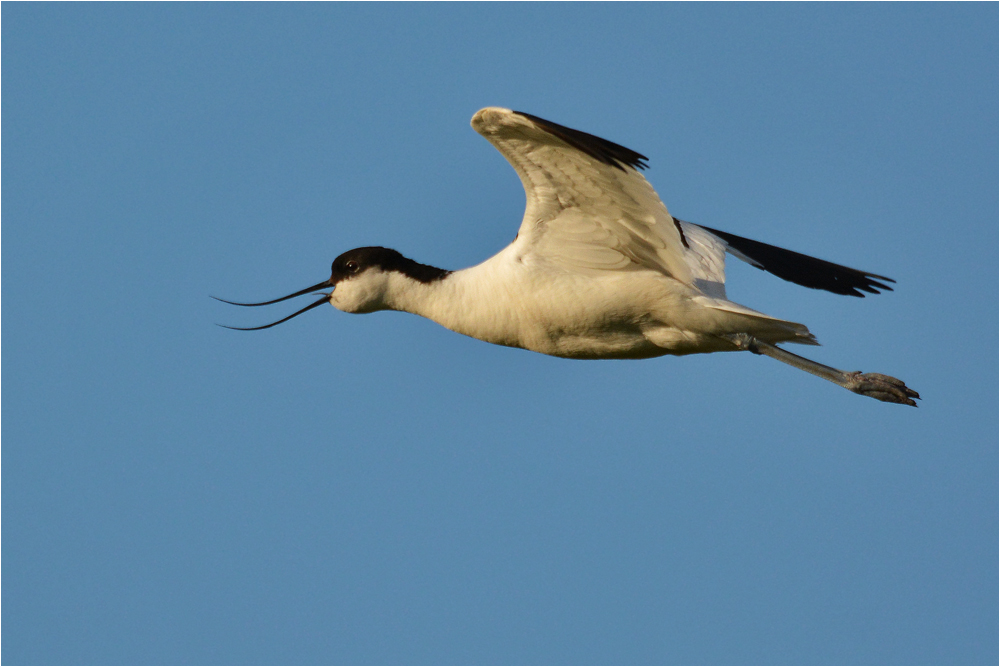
[{"left": 346, "top": 260, "right": 359, "bottom": 273}]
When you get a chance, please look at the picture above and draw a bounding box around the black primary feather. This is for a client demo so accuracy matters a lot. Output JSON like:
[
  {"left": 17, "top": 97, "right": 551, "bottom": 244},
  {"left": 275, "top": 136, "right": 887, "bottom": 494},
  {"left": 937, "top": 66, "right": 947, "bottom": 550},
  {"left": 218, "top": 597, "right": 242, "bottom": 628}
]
[
  {"left": 514, "top": 111, "right": 649, "bottom": 172},
  {"left": 693, "top": 222, "right": 895, "bottom": 297}
]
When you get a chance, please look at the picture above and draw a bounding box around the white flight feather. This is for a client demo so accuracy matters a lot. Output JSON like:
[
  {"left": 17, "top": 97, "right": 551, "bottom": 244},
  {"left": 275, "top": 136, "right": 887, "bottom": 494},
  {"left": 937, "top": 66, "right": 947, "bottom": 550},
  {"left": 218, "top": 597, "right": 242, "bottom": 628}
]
[{"left": 471, "top": 108, "right": 693, "bottom": 284}]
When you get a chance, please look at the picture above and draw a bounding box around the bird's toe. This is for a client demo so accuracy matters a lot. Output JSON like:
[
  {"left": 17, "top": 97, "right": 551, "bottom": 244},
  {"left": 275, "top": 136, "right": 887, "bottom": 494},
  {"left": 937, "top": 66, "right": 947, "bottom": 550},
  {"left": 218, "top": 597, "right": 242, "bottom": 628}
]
[{"left": 845, "top": 372, "right": 920, "bottom": 407}]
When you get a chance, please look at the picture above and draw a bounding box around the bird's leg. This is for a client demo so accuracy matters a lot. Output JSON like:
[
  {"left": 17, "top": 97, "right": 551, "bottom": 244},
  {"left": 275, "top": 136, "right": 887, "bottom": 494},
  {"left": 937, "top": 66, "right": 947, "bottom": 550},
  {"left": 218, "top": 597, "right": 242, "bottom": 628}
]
[{"left": 722, "top": 333, "right": 919, "bottom": 407}]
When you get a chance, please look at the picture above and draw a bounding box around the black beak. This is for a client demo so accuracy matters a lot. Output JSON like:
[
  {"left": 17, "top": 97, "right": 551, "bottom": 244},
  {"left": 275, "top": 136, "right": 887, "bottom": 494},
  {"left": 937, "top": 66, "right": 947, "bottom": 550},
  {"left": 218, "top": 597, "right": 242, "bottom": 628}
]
[
  {"left": 213, "top": 279, "right": 333, "bottom": 330},
  {"left": 212, "top": 279, "right": 333, "bottom": 307}
]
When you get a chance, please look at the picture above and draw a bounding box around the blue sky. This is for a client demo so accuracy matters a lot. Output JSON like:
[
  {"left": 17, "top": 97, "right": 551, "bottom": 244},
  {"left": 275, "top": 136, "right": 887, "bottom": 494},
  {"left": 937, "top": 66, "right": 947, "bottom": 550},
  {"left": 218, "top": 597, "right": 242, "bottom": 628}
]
[{"left": 4, "top": 4, "right": 996, "bottom": 664}]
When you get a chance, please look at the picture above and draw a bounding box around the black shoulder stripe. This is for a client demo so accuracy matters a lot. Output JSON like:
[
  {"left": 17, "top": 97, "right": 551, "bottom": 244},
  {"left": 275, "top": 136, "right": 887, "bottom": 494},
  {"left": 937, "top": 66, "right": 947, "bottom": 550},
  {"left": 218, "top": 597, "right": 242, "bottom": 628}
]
[
  {"left": 672, "top": 216, "right": 690, "bottom": 248},
  {"left": 696, "top": 224, "right": 896, "bottom": 297},
  {"left": 514, "top": 111, "right": 649, "bottom": 172}
]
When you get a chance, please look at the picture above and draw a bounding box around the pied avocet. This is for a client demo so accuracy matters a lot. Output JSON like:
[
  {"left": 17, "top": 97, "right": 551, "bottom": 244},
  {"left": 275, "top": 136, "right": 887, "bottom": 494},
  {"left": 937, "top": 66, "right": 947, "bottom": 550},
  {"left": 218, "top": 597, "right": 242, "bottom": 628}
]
[{"left": 217, "top": 108, "right": 918, "bottom": 406}]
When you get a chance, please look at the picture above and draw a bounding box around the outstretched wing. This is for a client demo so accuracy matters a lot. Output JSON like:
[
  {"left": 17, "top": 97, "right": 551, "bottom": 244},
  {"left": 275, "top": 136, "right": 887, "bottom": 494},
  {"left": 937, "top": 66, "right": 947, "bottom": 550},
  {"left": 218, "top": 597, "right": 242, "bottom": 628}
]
[
  {"left": 689, "top": 222, "right": 895, "bottom": 297},
  {"left": 471, "top": 108, "right": 693, "bottom": 284},
  {"left": 470, "top": 108, "right": 894, "bottom": 299}
]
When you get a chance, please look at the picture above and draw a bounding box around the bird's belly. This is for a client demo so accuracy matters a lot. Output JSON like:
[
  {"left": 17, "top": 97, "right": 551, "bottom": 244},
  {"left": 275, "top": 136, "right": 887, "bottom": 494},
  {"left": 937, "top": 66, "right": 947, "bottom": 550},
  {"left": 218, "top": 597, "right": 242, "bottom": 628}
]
[
  {"left": 511, "top": 302, "right": 692, "bottom": 360},
  {"left": 450, "top": 302, "right": 668, "bottom": 359},
  {"left": 427, "top": 264, "right": 729, "bottom": 359},
  {"left": 530, "top": 329, "right": 669, "bottom": 360},
  {"left": 506, "top": 273, "right": 715, "bottom": 359}
]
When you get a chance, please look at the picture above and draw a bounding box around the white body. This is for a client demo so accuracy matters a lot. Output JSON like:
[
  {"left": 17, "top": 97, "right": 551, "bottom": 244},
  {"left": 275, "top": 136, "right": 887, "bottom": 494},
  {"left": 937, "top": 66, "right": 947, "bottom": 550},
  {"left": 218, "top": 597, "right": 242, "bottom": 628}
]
[{"left": 330, "top": 107, "right": 814, "bottom": 359}]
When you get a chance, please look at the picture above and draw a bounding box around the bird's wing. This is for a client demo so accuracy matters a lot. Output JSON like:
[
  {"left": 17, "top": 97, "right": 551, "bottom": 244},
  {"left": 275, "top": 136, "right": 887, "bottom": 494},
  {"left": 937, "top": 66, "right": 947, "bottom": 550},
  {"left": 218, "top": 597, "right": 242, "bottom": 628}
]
[
  {"left": 676, "top": 220, "right": 729, "bottom": 299},
  {"left": 471, "top": 108, "right": 693, "bottom": 283},
  {"left": 689, "top": 222, "right": 896, "bottom": 297}
]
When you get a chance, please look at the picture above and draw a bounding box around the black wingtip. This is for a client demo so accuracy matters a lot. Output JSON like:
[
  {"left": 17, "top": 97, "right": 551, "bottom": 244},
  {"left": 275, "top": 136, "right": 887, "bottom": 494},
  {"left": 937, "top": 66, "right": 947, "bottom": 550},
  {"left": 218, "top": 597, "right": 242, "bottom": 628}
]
[
  {"left": 695, "top": 224, "right": 899, "bottom": 298},
  {"left": 514, "top": 111, "right": 649, "bottom": 171},
  {"left": 848, "top": 276, "right": 895, "bottom": 297}
]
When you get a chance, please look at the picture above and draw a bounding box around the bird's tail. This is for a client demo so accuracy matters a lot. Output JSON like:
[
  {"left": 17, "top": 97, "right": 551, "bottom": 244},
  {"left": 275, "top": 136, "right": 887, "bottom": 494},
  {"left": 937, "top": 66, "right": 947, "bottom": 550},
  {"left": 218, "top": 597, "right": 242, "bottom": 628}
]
[{"left": 692, "top": 296, "right": 819, "bottom": 346}]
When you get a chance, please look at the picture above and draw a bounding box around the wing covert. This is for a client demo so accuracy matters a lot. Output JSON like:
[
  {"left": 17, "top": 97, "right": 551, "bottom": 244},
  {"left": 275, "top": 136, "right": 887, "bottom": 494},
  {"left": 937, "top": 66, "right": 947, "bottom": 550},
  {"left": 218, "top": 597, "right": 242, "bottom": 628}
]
[{"left": 471, "top": 107, "right": 692, "bottom": 283}]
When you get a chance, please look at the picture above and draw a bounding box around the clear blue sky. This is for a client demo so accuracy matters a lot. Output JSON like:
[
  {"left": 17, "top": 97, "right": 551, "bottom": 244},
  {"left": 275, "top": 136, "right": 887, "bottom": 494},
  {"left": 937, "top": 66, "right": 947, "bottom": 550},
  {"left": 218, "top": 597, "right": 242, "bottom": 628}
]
[{"left": 4, "top": 4, "right": 996, "bottom": 664}]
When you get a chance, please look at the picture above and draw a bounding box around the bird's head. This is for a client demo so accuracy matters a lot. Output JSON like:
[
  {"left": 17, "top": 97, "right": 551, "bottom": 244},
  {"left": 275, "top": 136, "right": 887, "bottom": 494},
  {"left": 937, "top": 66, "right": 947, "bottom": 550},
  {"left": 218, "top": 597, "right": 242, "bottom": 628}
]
[
  {"left": 215, "top": 247, "right": 449, "bottom": 330},
  {"left": 327, "top": 246, "right": 409, "bottom": 314}
]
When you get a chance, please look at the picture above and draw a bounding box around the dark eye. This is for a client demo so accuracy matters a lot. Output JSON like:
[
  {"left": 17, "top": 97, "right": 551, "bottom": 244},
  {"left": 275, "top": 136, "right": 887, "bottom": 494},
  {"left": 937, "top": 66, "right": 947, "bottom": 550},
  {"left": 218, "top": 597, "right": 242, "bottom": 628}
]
[{"left": 346, "top": 260, "right": 359, "bottom": 273}]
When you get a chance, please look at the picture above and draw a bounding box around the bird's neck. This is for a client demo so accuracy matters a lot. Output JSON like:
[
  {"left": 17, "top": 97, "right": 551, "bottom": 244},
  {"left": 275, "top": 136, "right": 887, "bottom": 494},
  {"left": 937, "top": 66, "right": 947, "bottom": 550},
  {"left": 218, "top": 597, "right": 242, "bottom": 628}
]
[{"left": 384, "top": 259, "right": 521, "bottom": 348}]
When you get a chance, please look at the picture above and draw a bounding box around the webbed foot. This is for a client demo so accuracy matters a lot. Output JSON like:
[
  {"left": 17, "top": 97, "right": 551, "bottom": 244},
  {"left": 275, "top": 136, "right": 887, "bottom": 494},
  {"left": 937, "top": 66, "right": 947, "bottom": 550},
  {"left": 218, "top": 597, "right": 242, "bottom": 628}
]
[{"left": 844, "top": 372, "right": 920, "bottom": 407}]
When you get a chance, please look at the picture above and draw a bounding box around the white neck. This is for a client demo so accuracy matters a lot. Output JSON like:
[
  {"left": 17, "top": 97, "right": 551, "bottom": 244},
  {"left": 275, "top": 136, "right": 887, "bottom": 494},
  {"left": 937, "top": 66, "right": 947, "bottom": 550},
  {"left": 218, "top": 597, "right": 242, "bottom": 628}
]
[{"left": 383, "top": 260, "right": 522, "bottom": 348}]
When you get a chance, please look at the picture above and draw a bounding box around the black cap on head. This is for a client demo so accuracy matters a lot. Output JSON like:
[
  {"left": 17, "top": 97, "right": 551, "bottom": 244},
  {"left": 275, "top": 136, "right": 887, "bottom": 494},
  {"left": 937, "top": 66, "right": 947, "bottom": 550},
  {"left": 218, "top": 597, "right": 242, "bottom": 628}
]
[{"left": 331, "top": 247, "right": 450, "bottom": 284}]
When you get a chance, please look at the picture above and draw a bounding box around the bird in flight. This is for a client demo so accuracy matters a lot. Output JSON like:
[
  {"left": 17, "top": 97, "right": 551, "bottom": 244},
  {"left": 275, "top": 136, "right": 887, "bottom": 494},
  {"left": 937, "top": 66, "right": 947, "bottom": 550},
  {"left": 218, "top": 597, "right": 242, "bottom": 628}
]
[{"left": 217, "top": 107, "right": 918, "bottom": 406}]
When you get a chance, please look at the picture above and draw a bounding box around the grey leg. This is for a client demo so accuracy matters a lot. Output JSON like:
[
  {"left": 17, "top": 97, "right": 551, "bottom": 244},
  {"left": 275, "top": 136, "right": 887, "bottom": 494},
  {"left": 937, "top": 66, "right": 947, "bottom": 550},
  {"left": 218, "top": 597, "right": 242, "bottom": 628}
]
[{"left": 723, "top": 333, "right": 919, "bottom": 407}]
